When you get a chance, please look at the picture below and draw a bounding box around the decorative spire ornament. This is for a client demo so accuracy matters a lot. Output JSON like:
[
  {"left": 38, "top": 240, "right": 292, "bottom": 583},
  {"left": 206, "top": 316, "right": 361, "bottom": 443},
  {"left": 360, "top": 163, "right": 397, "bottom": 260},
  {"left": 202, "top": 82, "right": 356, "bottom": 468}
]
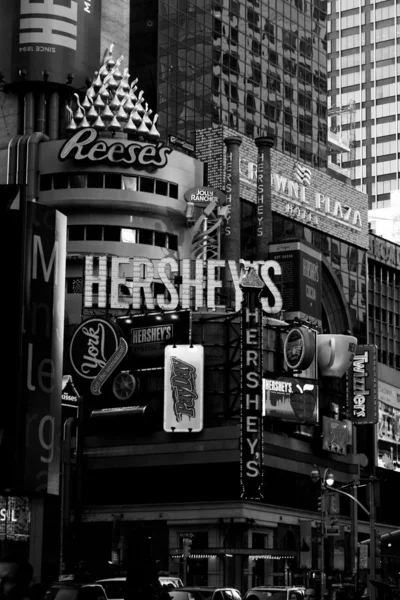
[{"left": 66, "top": 42, "right": 160, "bottom": 140}]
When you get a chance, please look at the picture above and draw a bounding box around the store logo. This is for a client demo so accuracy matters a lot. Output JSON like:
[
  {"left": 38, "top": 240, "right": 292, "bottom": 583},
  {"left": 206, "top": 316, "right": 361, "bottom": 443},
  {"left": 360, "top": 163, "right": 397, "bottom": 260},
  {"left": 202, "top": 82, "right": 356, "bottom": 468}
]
[
  {"left": 19, "top": 0, "right": 78, "bottom": 51},
  {"left": 69, "top": 317, "right": 121, "bottom": 380},
  {"left": 294, "top": 163, "right": 312, "bottom": 186},
  {"left": 170, "top": 357, "right": 197, "bottom": 422},
  {"left": 59, "top": 128, "right": 172, "bottom": 169}
]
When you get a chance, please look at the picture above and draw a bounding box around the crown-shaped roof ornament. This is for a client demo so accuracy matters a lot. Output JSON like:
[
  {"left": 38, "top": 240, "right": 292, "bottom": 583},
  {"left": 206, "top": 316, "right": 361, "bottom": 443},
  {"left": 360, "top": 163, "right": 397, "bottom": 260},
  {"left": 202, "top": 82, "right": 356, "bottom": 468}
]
[{"left": 66, "top": 43, "right": 160, "bottom": 141}]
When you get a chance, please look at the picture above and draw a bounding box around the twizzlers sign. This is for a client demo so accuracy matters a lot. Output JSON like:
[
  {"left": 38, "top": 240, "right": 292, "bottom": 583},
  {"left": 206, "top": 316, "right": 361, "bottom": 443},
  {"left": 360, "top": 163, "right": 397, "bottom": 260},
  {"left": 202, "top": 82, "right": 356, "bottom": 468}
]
[{"left": 348, "top": 344, "right": 378, "bottom": 425}]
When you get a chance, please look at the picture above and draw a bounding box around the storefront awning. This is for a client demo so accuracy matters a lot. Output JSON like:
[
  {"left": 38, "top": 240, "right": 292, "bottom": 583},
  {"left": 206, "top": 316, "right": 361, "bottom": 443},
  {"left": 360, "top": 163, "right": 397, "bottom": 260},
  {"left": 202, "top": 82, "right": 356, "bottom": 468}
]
[
  {"left": 90, "top": 405, "right": 153, "bottom": 422},
  {"left": 170, "top": 548, "right": 296, "bottom": 559}
]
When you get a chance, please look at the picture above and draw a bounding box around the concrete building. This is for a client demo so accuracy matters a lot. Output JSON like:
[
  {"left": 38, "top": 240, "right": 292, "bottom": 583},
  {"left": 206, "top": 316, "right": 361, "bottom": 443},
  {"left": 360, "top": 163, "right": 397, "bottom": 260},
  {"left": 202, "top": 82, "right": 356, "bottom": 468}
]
[{"left": 327, "top": 0, "right": 400, "bottom": 209}]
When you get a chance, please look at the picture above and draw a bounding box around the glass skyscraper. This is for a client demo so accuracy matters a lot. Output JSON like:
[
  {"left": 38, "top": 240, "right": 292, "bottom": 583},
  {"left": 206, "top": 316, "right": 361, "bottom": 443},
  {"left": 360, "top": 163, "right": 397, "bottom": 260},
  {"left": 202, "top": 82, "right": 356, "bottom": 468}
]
[
  {"left": 130, "top": 0, "right": 328, "bottom": 170},
  {"left": 328, "top": 0, "right": 400, "bottom": 208}
]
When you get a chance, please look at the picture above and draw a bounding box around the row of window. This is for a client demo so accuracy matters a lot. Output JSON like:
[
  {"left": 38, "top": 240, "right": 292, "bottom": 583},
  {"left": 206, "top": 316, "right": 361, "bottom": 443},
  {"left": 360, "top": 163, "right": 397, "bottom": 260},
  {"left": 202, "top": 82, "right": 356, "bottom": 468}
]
[
  {"left": 40, "top": 173, "right": 179, "bottom": 199},
  {"left": 67, "top": 225, "right": 178, "bottom": 250}
]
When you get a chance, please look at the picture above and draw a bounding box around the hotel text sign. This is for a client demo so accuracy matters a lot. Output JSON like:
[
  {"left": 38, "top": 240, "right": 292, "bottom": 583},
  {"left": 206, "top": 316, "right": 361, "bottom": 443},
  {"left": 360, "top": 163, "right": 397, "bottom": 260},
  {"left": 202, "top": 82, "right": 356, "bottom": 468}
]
[{"left": 240, "top": 159, "right": 362, "bottom": 231}]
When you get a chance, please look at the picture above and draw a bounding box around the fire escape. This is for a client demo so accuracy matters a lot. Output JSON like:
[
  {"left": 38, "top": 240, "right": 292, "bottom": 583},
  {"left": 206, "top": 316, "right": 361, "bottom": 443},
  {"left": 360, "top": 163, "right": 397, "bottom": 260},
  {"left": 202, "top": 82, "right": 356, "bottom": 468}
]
[{"left": 327, "top": 100, "right": 356, "bottom": 182}]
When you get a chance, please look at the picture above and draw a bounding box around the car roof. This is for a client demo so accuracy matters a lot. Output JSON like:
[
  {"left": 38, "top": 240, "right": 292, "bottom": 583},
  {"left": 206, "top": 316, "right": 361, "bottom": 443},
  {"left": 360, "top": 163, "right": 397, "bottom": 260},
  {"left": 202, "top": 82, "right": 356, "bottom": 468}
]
[
  {"left": 177, "top": 588, "right": 241, "bottom": 592},
  {"left": 96, "top": 579, "right": 126, "bottom": 583}
]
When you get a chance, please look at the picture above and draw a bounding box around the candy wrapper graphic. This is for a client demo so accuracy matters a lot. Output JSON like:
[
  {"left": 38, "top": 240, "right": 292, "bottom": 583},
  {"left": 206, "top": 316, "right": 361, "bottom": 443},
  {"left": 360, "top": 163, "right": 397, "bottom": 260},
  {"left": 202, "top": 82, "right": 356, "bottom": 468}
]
[{"left": 290, "top": 383, "right": 316, "bottom": 421}]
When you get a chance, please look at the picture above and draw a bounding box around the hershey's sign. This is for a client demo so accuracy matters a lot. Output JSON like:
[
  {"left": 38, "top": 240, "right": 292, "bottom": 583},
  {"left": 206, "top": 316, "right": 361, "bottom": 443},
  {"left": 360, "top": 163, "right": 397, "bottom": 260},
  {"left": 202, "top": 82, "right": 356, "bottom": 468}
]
[{"left": 84, "top": 256, "right": 284, "bottom": 314}]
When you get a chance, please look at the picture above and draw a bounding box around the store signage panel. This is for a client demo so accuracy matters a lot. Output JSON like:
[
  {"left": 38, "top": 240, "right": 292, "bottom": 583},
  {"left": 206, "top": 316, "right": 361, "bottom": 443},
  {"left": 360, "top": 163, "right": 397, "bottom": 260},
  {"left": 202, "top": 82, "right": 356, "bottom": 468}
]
[
  {"left": 263, "top": 376, "right": 319, "bottom": 424},
  {"left": 59, "top": 128, "right": 172, "bottom": 171},
  {"left": 377, "top": 380, "right": 400, "bottom": 473},
  {"left": 184, "top": 186, "right": 226, "bottom": 207},
  {"left": 269, "top": 241, "right": 322, "bottom": 325},
  {"left": 0, "top": 496, "right": 30, "bottom": 542},
  {"left": 347, "top": 345, "right": 378, "bottom": 425},
  {"left": 322, "top": 416, "right": 351, "bottom": 456},
  {"left": 69, "top": 317, "right": 128, "bottom": 395},
  {"left": 240, "top": 276, "right": 264, "bottom": 501},
  {"left": 283, "top": 326, "right": 317, "bottom": 372},
  {"left": 84, "top": 256, "right": 283, "bottom": 314},
  {"left": 239, "top": 156, "right": 363, "bottom": 231},
  {"left": 163, "top": 345, "right": 204, "bottom": 433},
  {"left": 117, "top": 310, "right": 190, "bottom": 368},
  {"left": 22, "top": 203, "right": 66, "bottom": 496},
  {"left": 369, "top": 236, "right": 400, "bottom": 268}
]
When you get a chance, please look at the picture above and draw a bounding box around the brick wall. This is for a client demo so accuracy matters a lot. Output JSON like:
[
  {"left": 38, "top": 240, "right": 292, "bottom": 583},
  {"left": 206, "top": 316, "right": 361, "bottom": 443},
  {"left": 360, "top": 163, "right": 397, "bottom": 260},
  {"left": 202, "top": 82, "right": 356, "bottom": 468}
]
[{"left": 196, "top": 125, "right": 370, "bottom": 250}]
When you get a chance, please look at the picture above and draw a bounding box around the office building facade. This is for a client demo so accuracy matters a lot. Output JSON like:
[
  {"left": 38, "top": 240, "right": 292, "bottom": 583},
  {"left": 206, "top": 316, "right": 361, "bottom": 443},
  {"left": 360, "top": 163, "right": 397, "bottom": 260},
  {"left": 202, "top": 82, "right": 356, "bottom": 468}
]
[
  {"left": 328, "top": 0, "right": 400, "bottom": 208},
  {"left": 130, "top": 0, "right": 329, "bottom": 170}
]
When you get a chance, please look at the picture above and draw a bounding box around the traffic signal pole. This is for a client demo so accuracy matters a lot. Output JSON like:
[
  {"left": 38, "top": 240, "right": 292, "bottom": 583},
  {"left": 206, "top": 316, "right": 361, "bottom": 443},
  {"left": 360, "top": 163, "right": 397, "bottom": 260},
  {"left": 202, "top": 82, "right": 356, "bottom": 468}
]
[
  {"left": 368, "top": 479, "right": 376, "bottom": 600},
  {"left": 320, "top": 491, "right": 327, "bottom": 598}
]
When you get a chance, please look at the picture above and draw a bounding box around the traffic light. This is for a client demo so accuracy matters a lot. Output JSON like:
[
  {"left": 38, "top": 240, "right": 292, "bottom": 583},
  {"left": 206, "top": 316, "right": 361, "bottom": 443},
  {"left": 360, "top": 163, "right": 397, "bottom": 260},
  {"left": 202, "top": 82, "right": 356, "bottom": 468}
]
[
  {"left": 183, "top": 537, "right": 192, "bottom": 558},
  {"left": 317, "top": 495, "right": 325, "bottom": 513},
  {"left": 327, "top": 492, "right": 339, "bottom": 515}
]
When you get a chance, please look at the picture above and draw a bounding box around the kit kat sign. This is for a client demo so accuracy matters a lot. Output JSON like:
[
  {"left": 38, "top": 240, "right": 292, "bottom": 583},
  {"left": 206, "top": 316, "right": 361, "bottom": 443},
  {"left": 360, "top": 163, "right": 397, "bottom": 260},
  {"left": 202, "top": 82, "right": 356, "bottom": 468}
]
[{"left": 59, "top": 128, "right": 172, "bottom": 170}]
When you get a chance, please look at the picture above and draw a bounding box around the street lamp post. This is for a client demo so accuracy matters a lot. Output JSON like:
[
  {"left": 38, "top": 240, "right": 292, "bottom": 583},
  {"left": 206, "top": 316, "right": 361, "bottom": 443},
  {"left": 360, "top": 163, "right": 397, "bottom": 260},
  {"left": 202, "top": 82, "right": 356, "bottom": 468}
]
[
  {"left": 311, "top": 467, "right": 377, "bottom": 600},
  {"left": 311, "top": 465, "right": 335, "bottom": 598}
]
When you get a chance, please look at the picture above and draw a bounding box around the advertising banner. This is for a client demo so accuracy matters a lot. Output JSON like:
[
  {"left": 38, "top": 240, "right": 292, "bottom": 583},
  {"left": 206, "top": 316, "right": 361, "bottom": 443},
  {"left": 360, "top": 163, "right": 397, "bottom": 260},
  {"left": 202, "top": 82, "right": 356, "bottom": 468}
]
[
  {"left": 117, "top": 311, "right": 190, "bottom": 369},
  {"left": 347, "top": 345, "right": 378, "bottom": 425},
  {"left": 69, "top": 316, "right": 126, "bottom": 395},
  {"left": 0, "top": 496, "right": 30, "bottom": 542},
  {"left": 240, "top": 268, "right": 264, "bottom": 500},
  {"left": 299, "top": 520, "right": 312, "bottom": 569},
  {"left": 263, "top": 376, "right": 319, "bottom": 424},
  {"left": 84, "top": 255, "right": 283, "bottom": 314},
  {"left": 163, "top": 345, "right": 204, "bottom": 433},
  {"left": 0, "top": 0, "right": 102, "bottom": 90},
  {"left": 322, "top": 416, "right": 351, "bottom": 456},
  {"left": 22, "top": 203, "right": 66, "bottom": 495},
  {"left": 269, "top": 240, "right": 322, "bottom": 326},
  {"left": 376, "top": 380, "right": 400, "bottom": 472}
]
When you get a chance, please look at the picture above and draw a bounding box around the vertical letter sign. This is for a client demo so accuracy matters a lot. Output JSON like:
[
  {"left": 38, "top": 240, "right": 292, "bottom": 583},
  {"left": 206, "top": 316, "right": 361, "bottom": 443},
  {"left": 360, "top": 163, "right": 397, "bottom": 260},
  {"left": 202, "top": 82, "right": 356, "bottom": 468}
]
[
  {"left": 240, "top": 268, "right": 264, "bottom": 500},
  {"left": 164, "top": 345, "right": 204, "bottom": 433}
]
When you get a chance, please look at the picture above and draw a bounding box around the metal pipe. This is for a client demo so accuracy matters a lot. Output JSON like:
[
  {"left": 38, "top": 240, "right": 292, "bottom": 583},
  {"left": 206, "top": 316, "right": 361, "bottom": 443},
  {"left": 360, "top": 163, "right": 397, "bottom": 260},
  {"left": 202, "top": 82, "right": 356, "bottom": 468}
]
[
  {"left": 255, "top": 135, "right": 275, "bottom": 259},
  {"left": 23, "top": 91, "right": 35, "bottom": 135},
  {"left": 60, "top": 417, "right": 76, "bottom": 577},
  {"left": 36, "top": 92, "right": 46, "bottom": 133},
  {"left": 49, "top": 92, "right": 60, "bottom": 139}
]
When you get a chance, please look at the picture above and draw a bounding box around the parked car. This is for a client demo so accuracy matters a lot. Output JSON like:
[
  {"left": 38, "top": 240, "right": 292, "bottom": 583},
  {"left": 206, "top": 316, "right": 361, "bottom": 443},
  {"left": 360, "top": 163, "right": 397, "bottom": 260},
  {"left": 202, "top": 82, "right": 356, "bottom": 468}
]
[
  {"left": 95, "top": 575, "right": 183, "bottom": 600},
  {"left": 166, "top": 586, "right": 242, "bottom": 600},
  {"left": 44, "top": 580, "right": 108, "bottom": 600},
  {"left": 243, "top": 586, "right": 305, "bottom": 600},
  {"left": 159, "top": 577, "right": 184, "bottom": 589}
]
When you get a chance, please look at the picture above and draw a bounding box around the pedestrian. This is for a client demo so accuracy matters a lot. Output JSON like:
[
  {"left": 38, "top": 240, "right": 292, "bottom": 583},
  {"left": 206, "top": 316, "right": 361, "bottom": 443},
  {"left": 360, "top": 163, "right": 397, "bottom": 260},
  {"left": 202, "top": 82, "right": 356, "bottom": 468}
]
[
  {"left": 0, "top": 555, "right": 33, "bottom": 600},
  {"left": 304, "top": 588, "right": 318, "bottom": 600}
]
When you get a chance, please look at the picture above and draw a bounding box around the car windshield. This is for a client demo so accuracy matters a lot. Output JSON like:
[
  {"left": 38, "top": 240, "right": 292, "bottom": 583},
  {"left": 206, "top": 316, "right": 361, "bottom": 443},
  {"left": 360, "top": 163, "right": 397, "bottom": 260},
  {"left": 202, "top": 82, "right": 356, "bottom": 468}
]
[
  {"left": 45, "top": 589, "right": 79, "bottom": 600},
  {"left": 246, "top": 592, "right": 287, "bottom": 600},
  {"left": 168, "top": 591, "right": 213, "bottom": 600},
  {"left": 98, "top": 582, "right": 126, "bottom": 600}
]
